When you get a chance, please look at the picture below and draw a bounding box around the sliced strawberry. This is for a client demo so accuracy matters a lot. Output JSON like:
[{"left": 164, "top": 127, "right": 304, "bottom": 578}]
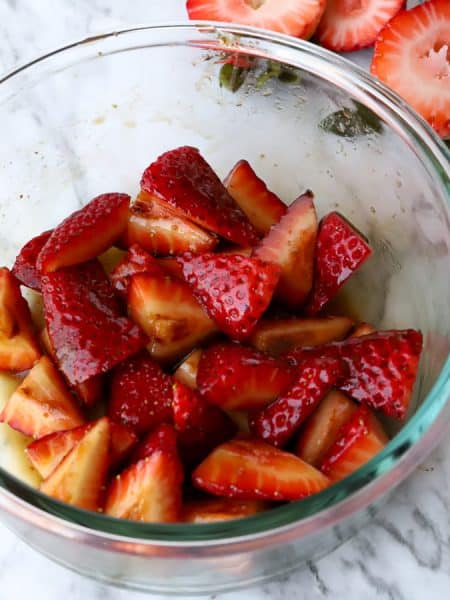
[
  {"left": 177, "top": 252, "right": 280, "bottom": 341},
  {"left": 371, "top": 0, "right": 450, "bottom": 139},
  {"left": 253, "top": 192, "right": 318, "bottom": 309},
  {"left": 105, "top": 433, "right": 184, "bottom": 522},
  {"left": 0, "top": 268, "right": 41, "bottom": 371},
  {"left": 122, "top": 191, "right": 218, "bottom": 255},
  {"left": 306, "top": 212, "right": 372, "bottom": 315},
  {"left": 40, "top": 417, "right": 110, "bottom": 510},
  {"left": 110, "top": 244, "right": 165, "bottom": 298},
  {"left": 1, "top": 356, "right": 84, "bottom": 439},
  {"left": 320, "top": 405, "right": 388, "bottom": 482},
  {"left": 109, "top": 423, "right": 139, "bottom": 467},
  {"left": 295, "top": 390, "right": 357, "bottom": 467},
  {"left": 183, "top": 498, "right": 268, "bottom": 523},
  {"left": 197, "top": 343, "right": 294, "bottom": 410},
  {"left": 40, "top": 326, "right": 104, "bottom": 407},
  {"left": 193, "top": 439, "right": 329, "bottom": 501},
  {"left": 250, "top": 357, "right": 347, "bottom": 448},
  {"left": 109, "top": 352, "right": 173, "bottom": 435},
  {"left": 42, "top": 260, "right": 147, "bottom": 385},
  {"left": 350, "top": 322, "right": 376, "bottom": 338},
  {"left": 250, "top": 316, "right": 354, "bottom": 356},
  {"left": 316, "top": 0, "right": 405, "bottom": 52},
  {"left": 186, "top": 0, "right": 326, "bottom": 39},
  {"left": 224, "top": 160, "right": 286, "bottom": 235},
  {"left": 173, "top": 349, "right": 202, "bottom": 389},
  {"left": 156, "top": 257, "right": 185, "bottom": 279},
  {"left": 173, "top": 381, "right": 237, "bottom": 465},
  {"left": 128, "top": 272, "right": 217, "bottom": 363},
  {"left": 141, "top": 146, "right": 258, "bottom": 246},
  {"left": 285, "top": 329, "right": 423, "bottom": 419},
  {"left": 37, "top": 193, "right": 130, "bottom": 273},
  {"left": 131, "top": 423, "right": 178, "bottom": 463},
  {"left": 12, "top": 230, "right": 52, "bottom": 291}
]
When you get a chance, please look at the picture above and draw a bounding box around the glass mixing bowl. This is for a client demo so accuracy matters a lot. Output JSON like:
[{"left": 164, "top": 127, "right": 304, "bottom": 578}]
[{"left": 0, "top": 23, "right": 448, "bottom": 595}]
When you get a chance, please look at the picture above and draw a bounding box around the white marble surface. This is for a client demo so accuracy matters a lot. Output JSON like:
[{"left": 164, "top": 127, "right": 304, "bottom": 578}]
[{"left": 0, "top": 0, "right": 449, "bottom": 599}]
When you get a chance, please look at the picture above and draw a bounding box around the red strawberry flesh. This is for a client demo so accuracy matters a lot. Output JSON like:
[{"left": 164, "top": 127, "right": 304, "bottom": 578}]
[
  {"left": 110, "top": 244, "right": 165, "bottom": 298},
  {"left": 12, "top": 230, "right": 52, "bottom": 291}
]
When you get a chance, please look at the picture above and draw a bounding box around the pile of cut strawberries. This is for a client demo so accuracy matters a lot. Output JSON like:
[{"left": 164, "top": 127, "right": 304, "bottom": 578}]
[
  {"left": 187, "top": 0, "right": 450, "bottom": 140},
  {"left": 0, "top": 145, "right": 422, "bottom": 523}
]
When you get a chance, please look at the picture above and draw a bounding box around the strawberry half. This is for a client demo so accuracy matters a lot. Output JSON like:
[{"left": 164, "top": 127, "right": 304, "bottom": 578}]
[
  {"left": 109, "top": 352, "right": 173, "bottom": 435},
  {"left": 40, "top": 417, "right": 110, "bottom": 510},
  {"left": 122, "top": 191, "right": 218, "bottom": 256},
  {"left": 183, "top": 498, "right": 268, "bottom": 523},
  {"left": 371, "top": 0, "right": 450, "bottom": 139},
  {"left": 12, "top": 230, "right": 52, "bottom": 291},
  {"left": 193, "top": 439, "right": 329, "bottom": 501},
  {"left": 1, "top": 356, "right": 84, "bottom": 439},
  {"left": 42, "top": 260, "right": 147, "bottom": 385},
  {"left": 320, "top": 405, "right": 388, "bottom": 482},
  {"left": 177, "top": 252, "right": 280, "bottom": 341},
  {"left": 295, "top": 390, "right": 357, "bottom": 467},
  {"left": 128, "top": 272, "right": 217, "bottom": 363},
  {"left": 186, "top": 0, "right": 326, "bottom": 39},
  {"left": 316, "top": 0, "right": 405, "bottom": 52},
  {"left": 0, "top": 268, "right": 41, "bottom": 371},
  {"left": 250, "top": 316, "right": 354, "bottom": 356},
  {"left": 250, "top": 356, "right": 347, "bottom": 448},
  {"left": 306, "top": 212, "right": 372, "bottom": 315},
  {"left": 105, "top": 430, "right": 184, "bottom": 522},
  {"left": 173, "top": 381, "right": 237, "bottom": 465},
  {"left": 141, "top": 146, "right": 258, "bottom": 246},
  {"left": 173, "top": 349, "right": 202, "bottom": 389},
  {"left": 253, "top": 192, "right": 318, "bottom": 309},
  {"left": 110, "top": 244, "right": 165, "bottom": 298},
  {"left": 224, "top": 160, "right": 286, "bottom": 236},
  {"left": 285, "top": 329, "right": 423, "bottom": 419},
  {"left": 37, "top": 193, "right": 130, "bottom": 273},
  {"left": 197, "top": 343, "right": 294, "bottom": 410}
]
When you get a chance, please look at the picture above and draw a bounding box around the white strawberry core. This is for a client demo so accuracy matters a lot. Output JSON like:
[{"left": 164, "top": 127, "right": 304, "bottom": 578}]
[{"left": 419, "top": 44, "right": 450, "bottom": 80}]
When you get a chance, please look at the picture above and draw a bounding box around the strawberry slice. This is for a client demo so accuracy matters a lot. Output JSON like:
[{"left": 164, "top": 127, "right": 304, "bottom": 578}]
[
  {"left": 253, "top": 192, "right": 318, "bottom": 309},
  {"left": 128, "top": 272, "right": 217, "bottom": 363},
  {"left": 250, "top": 356, "right": 347, "bottom": 448},
  {"left": 350, "top": 322, "right": 376, "bottom": 338},
  {"left": 320, "top": 405, "right": 388, "bottom": 482},
  {"left": 183, "top": 498, "right": 268, "bottom": 523},
  {"left": 141, "top": 146, "right": 258, "bottom": 246},
  {"left": 42, "top": 260, "right": 147, "bottom": 385},
  {"left": 186, "top": 0, "right": 326, "bottom": 39},
  {"left": 0, "top": 268, "right": 41, "bottom": 371},
  {"left": 105, "top": 430, "right": 184, "bottom": 522},
  {"left": 40, "top": 417, "right": 110, "bottom": 510},
  {"left": 197, "top": 343, "right": 294, "bottom": 410},
  {"left": 1, "top": 356, "right": 84, "bottom": 439},
  {"left": 108, "top": 352, "right": 173, "bottom": 435},
  {"left": 316, "top": 0, "right": 405, "bottom": 52},
  {"left": 285, "top": 329, "right": 423, "bottom": 419},
  {"left": 295, "top": 390, "right": 357, "bottom": 467},
  {"left": 177, "top": 252, "right": 280, "bottom": 341},
  {"left": 193, "top": 439, "right": 329, "bottom": 501},
  {"left": 27, "top": 421, "right": 137, "bottom": 479},
  {"left": 173, "top": 349, "right": 202, "bottom": 389},
  {"left": 371, "top": 0, "right": 450, "bottom": 139},
  {"left": 37, "top": 193, "right": 130, "bottom": 273},
  {"left": 122, "top": 191, "right": 218, "bottom": 255},
  {"left": 131, "top": 423, "right": 178, "bottom": 463},
  {"left": 224, "top": 160, "right": 286, "bottom": 235},
  {"left": 156, "top": 257, "right": 185, "bottom": 279},
  {"left": 250, "top": 316, "right": 354, "bottom": 356},
  {"left": 12, "top": 230, "right": 52, "bottom": 291},
  {"left": 173, "top": 381, "right": 237, "bottom": 465},
  {"left": 40, "top": 326, "right": 104, "bottom": 407},
  {"left": 306, "top": 212, "right": 372, "bottom": 315},
  {"left": 110, "top": 244, "right": 165, "bottom": 298}
]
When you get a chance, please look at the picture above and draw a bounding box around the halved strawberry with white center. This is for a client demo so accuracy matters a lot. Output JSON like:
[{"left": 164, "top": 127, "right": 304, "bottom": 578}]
[
  {"left": 193, "top": 439, "right": 329, "bottom": 501},
  {"left": 371, "top": 0, "right": 450, "bottom": 139},
  {"left": 183, "top": 498, "right": 268, "bottom": 523},
  {"left": 173, "top": 349, "right": 202, "bottom": 389},
  {"left": 186, "top": 0, "right": 327, "bottom": 40},
  {"left": 316, "top": 0, "right": 405, "bottom": 52}
]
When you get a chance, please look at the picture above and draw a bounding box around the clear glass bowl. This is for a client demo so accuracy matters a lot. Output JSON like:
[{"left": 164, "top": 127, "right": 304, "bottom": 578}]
[{"left": 0, "top": 23, "right": 448, "bottom": 595}]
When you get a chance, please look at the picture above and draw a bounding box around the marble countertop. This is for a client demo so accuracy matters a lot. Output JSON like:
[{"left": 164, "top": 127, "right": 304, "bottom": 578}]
[{"left": 0, "top": 0, "right": 449, "bottom": 598}]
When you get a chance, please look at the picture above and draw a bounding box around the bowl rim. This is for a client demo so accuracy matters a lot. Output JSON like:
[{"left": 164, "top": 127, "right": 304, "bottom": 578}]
[{"left": 0, "top": 21, "right": 449, "bottom": 548}]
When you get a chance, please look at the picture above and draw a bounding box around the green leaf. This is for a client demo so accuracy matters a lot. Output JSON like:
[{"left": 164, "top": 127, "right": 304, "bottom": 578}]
[
  {"left": 256, "top": 60, "right": 300, "bottom": 88},
  {"left": 219, "top": 63, "right": 248, "bottom": 93},
  {"left": 320, "top": 101, "right": 383, "bottom": 138}
]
